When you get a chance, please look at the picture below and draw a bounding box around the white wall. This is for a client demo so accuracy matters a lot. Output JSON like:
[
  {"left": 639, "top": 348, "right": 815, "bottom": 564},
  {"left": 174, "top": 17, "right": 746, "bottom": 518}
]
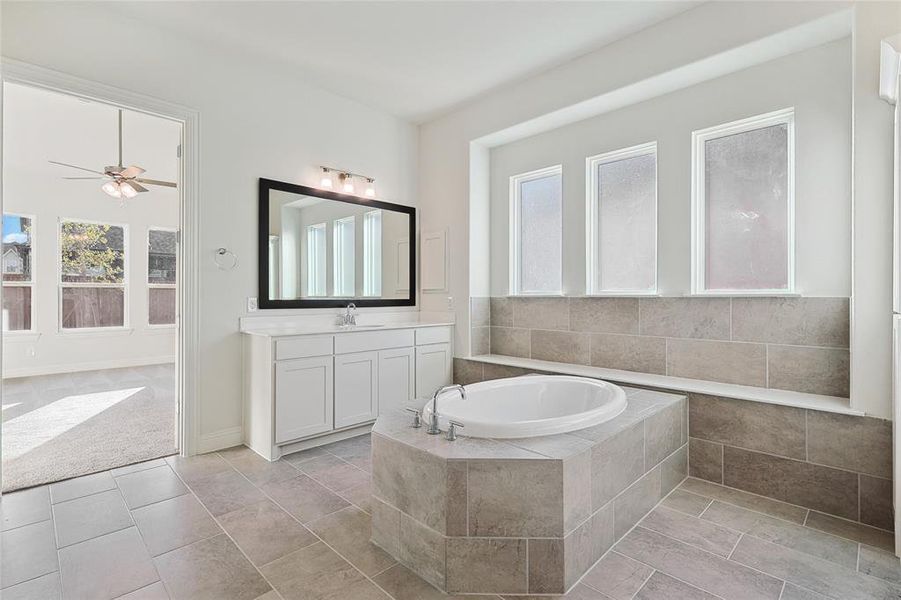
[
  {"left": 1, "top": 2, "right": 418, "bottom": 450},
  {"left": 489, "top": 38, "right": 852, "bottom": 298},
  {"left": 3, "top": 82, "right": 179, "bottom": 377}
]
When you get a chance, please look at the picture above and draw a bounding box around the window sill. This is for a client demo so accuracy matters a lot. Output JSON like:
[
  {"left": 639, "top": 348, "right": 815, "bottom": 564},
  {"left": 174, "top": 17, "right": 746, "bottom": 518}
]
[
  {"left": 584, "top": 292, "right": 660, "bottom": 298},
  {"left": 58, "top": 327, "right": 135, "bottom": 338},
  {"left": 3, "top": 332, "right": 41, "bottom": 343},
  {"left": 145, "top": 325, "right": 177, "bottom": 334},
  {"left": 688, "top": 291, "right": 802, "bottom": 298},
  {"left": 466, "top": 354, "right": 861, "bottom": 416}
]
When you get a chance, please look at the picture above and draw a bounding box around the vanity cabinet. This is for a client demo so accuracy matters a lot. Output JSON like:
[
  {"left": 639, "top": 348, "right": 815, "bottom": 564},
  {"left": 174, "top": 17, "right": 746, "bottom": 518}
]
[{"left": 243, "top": 323, "right": 453, "bottom": 460}]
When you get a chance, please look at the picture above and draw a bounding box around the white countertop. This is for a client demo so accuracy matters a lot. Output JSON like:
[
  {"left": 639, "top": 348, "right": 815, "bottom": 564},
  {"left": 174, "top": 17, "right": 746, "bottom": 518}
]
[{"left": 240, "top": 314, "right": 454, "bottom": 337}]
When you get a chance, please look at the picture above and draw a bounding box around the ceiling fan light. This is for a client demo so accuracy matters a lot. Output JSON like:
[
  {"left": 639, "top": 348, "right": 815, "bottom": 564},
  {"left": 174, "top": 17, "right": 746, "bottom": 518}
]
[
  {"left": 101, "top": 180, "right": 122, "bottom": 198},
  {"left": 120, "top": 181, "right": 139, "bottom": 199}
]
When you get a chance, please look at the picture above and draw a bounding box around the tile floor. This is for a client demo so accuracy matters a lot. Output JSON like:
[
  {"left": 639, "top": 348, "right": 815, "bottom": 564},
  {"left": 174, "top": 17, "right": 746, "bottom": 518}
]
[{"left": 2, "top": 432, "right": 900, "bottom": 599}]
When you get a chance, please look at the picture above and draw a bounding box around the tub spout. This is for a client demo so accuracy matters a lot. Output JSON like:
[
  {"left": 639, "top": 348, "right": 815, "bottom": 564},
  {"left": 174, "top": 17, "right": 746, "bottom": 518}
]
[{"left": 428, "top": 384, "right": 466, "bottom": 435}]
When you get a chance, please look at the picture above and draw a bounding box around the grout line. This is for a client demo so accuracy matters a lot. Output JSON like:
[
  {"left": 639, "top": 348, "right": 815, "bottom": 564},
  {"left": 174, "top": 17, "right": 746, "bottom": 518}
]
[
  {"left": 628, "top": 568, "right": 657, "bottom": 600},
  {"left": 802, "top": 510, "right": 810, "bottom": 526},
  {"left": 727, "top": 532, "right": 743, "bottom": 559},
  {"left": 696, "top": 498, "right": 715, "bottom": 518},
  {"left": 777, "top": 580, "right": 786, "bottom": 600},
  {"left": 856, "top": 543, "right": 861, "bottom": 572}
]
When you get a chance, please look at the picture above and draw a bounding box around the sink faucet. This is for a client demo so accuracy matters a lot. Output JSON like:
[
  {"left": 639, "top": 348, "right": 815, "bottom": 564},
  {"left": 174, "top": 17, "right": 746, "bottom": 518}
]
[
  {"left": 427, "top": 384, "right": 465, "bottom": 435},
  {"left": 342, "top": 303, "right": 357, "bottom": 326}
]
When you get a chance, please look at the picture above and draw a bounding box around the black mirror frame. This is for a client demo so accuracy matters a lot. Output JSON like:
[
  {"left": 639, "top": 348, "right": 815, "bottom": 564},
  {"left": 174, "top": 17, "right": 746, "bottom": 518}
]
[{"left": 258, "top": 178, "right": 417, "bottom": 309}]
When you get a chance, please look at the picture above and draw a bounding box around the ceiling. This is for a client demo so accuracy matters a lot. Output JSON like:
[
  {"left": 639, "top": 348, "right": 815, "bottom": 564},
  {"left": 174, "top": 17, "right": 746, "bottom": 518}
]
[{"left": 105, "top": 1, "right": 699, "bottom": 122}]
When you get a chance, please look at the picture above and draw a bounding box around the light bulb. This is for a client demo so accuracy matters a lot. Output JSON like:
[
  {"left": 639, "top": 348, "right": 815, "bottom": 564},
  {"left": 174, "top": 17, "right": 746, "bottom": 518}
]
[
  {"left": 319, "top": 167, "right": 333, "bottom": 188},
  {"left": 101, "top": 181, "right": 122, "bottom": 198},
  {"left": 364, "top": 178, "right": 376, "bottom": 198},
  {"left": 120, "top": 181, "right": 138, "bottom": 198},
  {"left": 342, "top": 173, "right": 355, "bottom": 194}
]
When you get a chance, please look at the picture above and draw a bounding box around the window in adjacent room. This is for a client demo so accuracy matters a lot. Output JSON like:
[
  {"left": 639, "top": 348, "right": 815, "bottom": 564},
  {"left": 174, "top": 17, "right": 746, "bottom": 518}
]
[
  {"left": 59, "top": 220, "right": 127, "bottom": 329},
  {"left": 586, "top": 143, "right": 657, "bottom": 294},
  {"left": 306, "top": 223, "right": 326, "bottom": 297},
  {"left": 510, "top": 165, "right": 563, "bottom": 295},
  {"left": 692, "top": 108, "right": 794, "bottom": 294},
  {"left": 333, "top": 216, "right": 355, "bottom": 297},
  {"left": 148, "top": 228, "right": 177, "bottom": 326},
  {"left": 363, "top": 210, "right": 382, "bottom": 297},
  {"left": 2, "top": 214, "right": 34, "bottom": 331}
]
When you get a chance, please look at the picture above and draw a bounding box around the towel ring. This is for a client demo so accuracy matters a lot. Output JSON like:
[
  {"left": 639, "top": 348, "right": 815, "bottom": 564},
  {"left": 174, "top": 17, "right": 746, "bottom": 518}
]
[{"left": 214, "top": 247, "right": 238, "bottom": 271}]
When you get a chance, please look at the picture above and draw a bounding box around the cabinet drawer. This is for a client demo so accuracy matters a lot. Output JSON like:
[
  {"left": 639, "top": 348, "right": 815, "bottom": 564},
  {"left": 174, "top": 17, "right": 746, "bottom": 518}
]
[
  {"left": 416, "top": 326, "right": 452, "bottom": 346},
  {"left": 334, "top": 328, "right": 415, "bottom": 354},
  {"left": 275, "top": 335, "right": 334, "bottom": 361}
]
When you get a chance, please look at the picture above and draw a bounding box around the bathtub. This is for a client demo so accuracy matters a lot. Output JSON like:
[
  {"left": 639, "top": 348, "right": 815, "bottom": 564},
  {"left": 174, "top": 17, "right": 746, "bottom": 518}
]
[{"left": 421, "top": 375, "right": 627, "bottom": 438}]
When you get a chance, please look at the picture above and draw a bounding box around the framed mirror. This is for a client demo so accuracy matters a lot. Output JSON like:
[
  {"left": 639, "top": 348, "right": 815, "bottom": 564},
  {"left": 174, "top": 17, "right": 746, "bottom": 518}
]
[{"left": 258, "top": 178, "right": 416, "bottom": 308}]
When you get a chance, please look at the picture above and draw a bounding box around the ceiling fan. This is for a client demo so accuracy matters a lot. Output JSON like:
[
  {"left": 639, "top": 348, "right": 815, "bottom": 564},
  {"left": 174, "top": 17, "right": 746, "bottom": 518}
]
[{"left": 49, "top": 108, "right": 177, "bottom": 203}]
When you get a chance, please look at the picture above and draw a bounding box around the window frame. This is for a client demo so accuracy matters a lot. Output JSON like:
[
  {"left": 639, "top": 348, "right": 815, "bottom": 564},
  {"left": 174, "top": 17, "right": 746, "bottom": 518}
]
[
  {"left": 2, "top": 213, "right": 36, "bottom": 333},
  {"left": 691, "top": 107, "right": 796, "bottom": 296},
  {"left": 147, "top": 226, "right": 177, "bottom": 329},
  {"left": 585, "top": 142, "right": 658, "bottom": 296},
  {"left": 57, "top": 217, "right": 130, "bottom": 333},
  {"left": 509, "top": 164, "right": 564, "bottom": 296}
]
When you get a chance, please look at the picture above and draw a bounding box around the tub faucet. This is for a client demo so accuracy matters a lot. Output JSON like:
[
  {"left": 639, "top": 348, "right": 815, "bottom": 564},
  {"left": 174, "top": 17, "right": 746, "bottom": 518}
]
[{"left": 427, "top": 384, "right": 465, "bottom": 435}]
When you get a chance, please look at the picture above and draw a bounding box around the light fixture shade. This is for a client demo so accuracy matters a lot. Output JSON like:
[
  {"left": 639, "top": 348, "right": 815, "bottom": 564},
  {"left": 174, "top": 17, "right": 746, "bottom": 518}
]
[
  {"left": 101, "top": 181, "right": 122, "bottom": 198},
  {"left": 342, "top": 173, "right": 355, "bottom": 193},
  {"left": 319, "top": 167, "right": 333, "bottom": 188},
  {"left": 364, "top": 178, "right": 376, "bottom": 197},
  {"left": 120, "top": 181, "right": 139, "bottom": 198}
]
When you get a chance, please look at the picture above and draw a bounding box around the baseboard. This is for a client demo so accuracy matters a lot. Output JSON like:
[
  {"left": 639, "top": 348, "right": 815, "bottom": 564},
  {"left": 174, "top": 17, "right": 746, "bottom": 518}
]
[
  {"left": 3, "top": 355, "right": 177, "bottom": 379},
  {"left": 196, "top": 426, "right": 243, "bottom": 454}
]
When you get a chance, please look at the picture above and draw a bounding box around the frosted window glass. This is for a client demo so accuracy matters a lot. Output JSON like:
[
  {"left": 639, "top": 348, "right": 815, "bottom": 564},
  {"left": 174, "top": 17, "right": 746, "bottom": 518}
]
[
  {"left": 518, "top": 173, "right": 562, "bottom": 293},
  {"left": 596, "top": 153, "right": 656, "bottom": 291},
  {"left": 705, "top": 124, "right": 788, "bottom": 290},
  {"left": 306, "top": 223, "right": 326, "bottom": 297},
  {"left": 333, "top": 217, "right": 355, "bottom": 297}
]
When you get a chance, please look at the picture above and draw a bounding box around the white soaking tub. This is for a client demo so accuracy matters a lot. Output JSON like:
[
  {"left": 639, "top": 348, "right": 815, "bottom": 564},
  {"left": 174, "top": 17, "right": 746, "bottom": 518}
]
[{"left": 421, "top": 375, "right": 627, "bottom": 438}]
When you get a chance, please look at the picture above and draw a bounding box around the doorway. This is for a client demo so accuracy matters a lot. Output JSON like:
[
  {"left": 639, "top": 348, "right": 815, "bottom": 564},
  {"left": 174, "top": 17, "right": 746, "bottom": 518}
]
[{"left": 1, "top": 80, "right": 187, "bottom": 491}]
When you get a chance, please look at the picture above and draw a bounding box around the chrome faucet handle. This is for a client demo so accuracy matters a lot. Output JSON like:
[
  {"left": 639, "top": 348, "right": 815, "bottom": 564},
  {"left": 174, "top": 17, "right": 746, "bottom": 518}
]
[
  {"left": 404, "top": 407, "right": 422, "bottom": 428},
  {"left": 446, "top": 421, "right": 464, "bottom": 441}
]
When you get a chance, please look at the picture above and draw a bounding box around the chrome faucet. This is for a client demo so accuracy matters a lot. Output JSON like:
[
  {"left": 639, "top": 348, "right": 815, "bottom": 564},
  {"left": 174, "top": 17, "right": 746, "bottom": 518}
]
[
  {"left": 427, "top": 384, "right": 465, "bottom": 435},
  {"left": 341, "top": 303, "right": 357, "bottom": 326}
]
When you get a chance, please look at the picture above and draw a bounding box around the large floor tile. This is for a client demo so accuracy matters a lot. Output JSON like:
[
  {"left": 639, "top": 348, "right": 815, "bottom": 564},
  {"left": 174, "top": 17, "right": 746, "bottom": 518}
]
[
  {"left": 116, "top": 581, "right": 171, "bottom": 599},
  {"left": 165, "top": 453, "right": 233, "bottom": 486},
  {"left": 307, "top": 506, "right": 396, "bottom": 576},
  {"left": 131, "top": 493, "right": 222, "bottom": 556},
  {"left": 660, "top": 489, "right": 712, "bottom": 517},
  {"left": 260, "top": 474, "right": 349, "bottom": 523},
  {"left": 780, "top": 584, "right": 829, "bottom": 599},
  {"left": 53, "top": 488, "right": 134, "bottom": 547},
  {"left": 634, "top": 571, "right": 719, "bottom": 599},
  {"left": 116, "top": 466, "right": 188, "bottom": 509},
  {"left": 259, "top": 541, "right": 367, "bottom": 600},
  {"left": 188, "top": 468, "right": 266, "bottom": 516},
  {"left": 730, "top": 534, "right": 901, "bottom": 600},
  {"left": 1, "top": 519, "right": 58, "bottom": 588},
  {"left": 320, "top": 434, "right": 372, "bottom": 469},
  {"left": 218, "top": 500, "right": 317, "bottom": 567},
  {"left": 858, "top": 545, "right": 901, "bottom": 586},
  {"left": 338, "top": 480, "right": 372, "bottom": 513},
  {"left": 804, "top": 511, "right": 894, "bottom": 551},
  {"left": 700, "top": 501, "right": 858, "bottom": 568},
  {"left": 2, "top": 572, "right": 61, "bottom": 600},
  {"left": 218, "top": 446, "right": 299, "bottom": 486},
  {"left": 374, "top": 564, "right": 471, "bottom": 600},
  {"left": 1, "top": 485, "right": 51, "bottom": 531},
  {"left": 154, "top": 534, "right": 270, "bottom": 600},
  {"left": 678, "top": 478, "right": 807, "bottom": 523},
  {"left": 50, "top": 471, "right": 117, "bottom": 504},
  {"left": 614, "top": 527, "right": 782, "bottom": 599},
  {"left": 280, "top": 446, "right": 331, "bottom": 467},
  {"left": 581, "top": 551, "right": 652, "bottom": 599},
  {"left": 639, "top": 506, "right": 739, "bottom": 557},
  {"left": 111, "top": 458, "right": 169, "bottom": 478},
  {"left": 58, "top": 527, "right": 158, "bottom": 600},
  {"left": 297, "top": 455, "right": 371, "bottom": 493}
]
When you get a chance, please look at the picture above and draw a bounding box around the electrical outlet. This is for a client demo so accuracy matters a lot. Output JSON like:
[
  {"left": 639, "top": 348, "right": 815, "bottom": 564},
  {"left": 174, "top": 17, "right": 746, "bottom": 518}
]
[
  {"left": 446, "top": 296, "right": 454, "bottom": 310},
  {"left": 247, "top": 297, "right": 258, "bottom": 312}
]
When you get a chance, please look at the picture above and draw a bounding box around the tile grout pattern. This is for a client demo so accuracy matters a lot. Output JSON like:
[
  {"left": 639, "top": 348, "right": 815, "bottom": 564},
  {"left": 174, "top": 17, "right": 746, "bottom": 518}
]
[{"left": 471, "top": 296, "right": 850, "bottom": 397}]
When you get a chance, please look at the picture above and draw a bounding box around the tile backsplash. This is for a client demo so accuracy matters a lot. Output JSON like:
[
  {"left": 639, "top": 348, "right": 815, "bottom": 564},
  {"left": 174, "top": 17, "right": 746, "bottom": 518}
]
[{"left": 470, "top": 296, "right": 850, "bottom": 397}]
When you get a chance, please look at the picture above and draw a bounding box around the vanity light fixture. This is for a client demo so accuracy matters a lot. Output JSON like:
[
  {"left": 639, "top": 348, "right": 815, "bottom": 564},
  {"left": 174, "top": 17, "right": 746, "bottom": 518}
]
[
  {"left": 319, "top": 167, "right": 334, "bottom": 189},
  {"left": 317, "top": 165, "right": 376, "bottom": 199},
  {"left": 365, "top": 178, "right": 376, "bottom": 197},
  {"left": 340, "top": 172, "right": 355, "bottom": 193}
]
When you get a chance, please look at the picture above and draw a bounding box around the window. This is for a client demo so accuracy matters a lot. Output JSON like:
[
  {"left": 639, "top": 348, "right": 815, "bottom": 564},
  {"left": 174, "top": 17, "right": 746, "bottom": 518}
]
[
  {"left": 148, "top": 228, "right": 177, "bottom": 325},
  {"left": 510, "top": 165, "right": 562, "bottom": 294},
  {"left": 363, "top": 210, "right": 382, "bottom": 297},
  {"left": 2, "top": 214, "right": 34, "bottom": 331},
  {"left": 587, "top": 143, "right": 657, "bottom": 294},
  {"left": 333, "top": 216, "right": 355, "bottom": 297},
  {"left": 306, "top": 223, "right": 326, "bottom": 297},
  {"left": 692, "top": 109, "right": 794, "bottom": 294},
  {"left": 59, "top": 220, "right": 126, "bottom": 329}
]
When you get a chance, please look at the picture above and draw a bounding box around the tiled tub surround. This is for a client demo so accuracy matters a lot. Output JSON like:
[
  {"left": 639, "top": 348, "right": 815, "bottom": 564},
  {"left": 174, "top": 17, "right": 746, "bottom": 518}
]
[
  {"left": 470, "top": 296, "right": 850, "bottom": 397},
  {"left": 369, "top": 386, "right": 688, "bottom": 595}
]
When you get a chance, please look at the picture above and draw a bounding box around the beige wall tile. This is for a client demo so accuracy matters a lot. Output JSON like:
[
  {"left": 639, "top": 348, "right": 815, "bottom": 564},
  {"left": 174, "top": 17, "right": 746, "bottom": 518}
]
[
  {"left": 639, "top": 298, "right": 730, "bottom": 340},
  {"left": 806, "top": 412, "right": 892, "bottom": 479},
  {"left": 723, "top": 446, "right": 858, "bottom": 520},
  {"left": 512, "top": 297, "right": 570, "bottom": 330},
  {"left": 470, "top": 327, "right": 490, "bottom": 356},
  {"left": 490, "top": 297, "right": 513, "bottom": 327},
  {"left": 446, "top": 538, "right": 527, "bottom": 594},
  {"left": 660, "top": 445, "right": 688, "bottom": 496},
  {"left": 645, "top": 402, "right": 683, "bottom": 467},
  {"left": 589, "top": 334, "right": 665, "bottom": 374},
  {"left": 689, "top": 438, "right": 723, "bottom": 483},
  {"left": 398, "top": 513, "right": 446, "bottom": 589},
  {"left": 489, "top": 327, "right": 531, "bottom": 358},
  {"left": 482, "top": 363, "right": 532, "bottom": 380},
  {"left": 445, "top": 460, "right": 467, "bottom": 537},
  {"left": 570, "top": 298, "right": 639, "bottom": 334},
  {"left": 731, "top": 297, "right": 849, "bottom": 347},
  {"left": 370, "top": 496, "right": 400, "bottom": 557},
  {"left": 527, "top": 538, "right": 564, "bottom": 594},
  {"left": 689, "top": 394, "right": 806, "bottom": 460},
  {"left": 591, "top": 421, "right": 645, "bottom": 510},
  {"left": 614, "top": 467, "right": 662, "bottom": 538},
  {"left": 531, "top": 330, "right": 589, "bottom": 365},
  {"left": 767, "top": 346, "right": 850, "bottom": 397},
  {"left": 564, "top": 501, "right": 615, "bottom": 589},
  {"left": 667, "top": 339, "right": 766, "bottom": 387},
  {"left": 563, "top": 450, "right": 592, "bottom": 534},
  {"left": 453, "top": 359, "right": 482, "bottom": 386},
  {"left": 859, "top": 475, "right": 893, "bottom": 531},
  {"left": 470, "top": 297, "right": 490, "bottom": 327}
]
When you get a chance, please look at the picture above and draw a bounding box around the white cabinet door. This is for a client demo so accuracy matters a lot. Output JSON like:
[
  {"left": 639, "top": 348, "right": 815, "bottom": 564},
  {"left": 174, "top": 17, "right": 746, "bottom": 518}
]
[
  {"left": 416, "top": 343, "right": 452, "bottom": 399},
  {"left": 335, "top": 351, "right": 379, "bottom": 429},
  {"left": 275, "top": 356, "right": 333, "bottom": 443},
  {"left": 378, "top": 347, "right": 415, "bottom": 411}
]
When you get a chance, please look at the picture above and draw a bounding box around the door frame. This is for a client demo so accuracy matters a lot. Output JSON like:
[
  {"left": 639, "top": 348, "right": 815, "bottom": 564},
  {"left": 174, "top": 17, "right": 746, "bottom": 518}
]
[{"left": 0, "top": 58, "right": 202, "bottom": 464}]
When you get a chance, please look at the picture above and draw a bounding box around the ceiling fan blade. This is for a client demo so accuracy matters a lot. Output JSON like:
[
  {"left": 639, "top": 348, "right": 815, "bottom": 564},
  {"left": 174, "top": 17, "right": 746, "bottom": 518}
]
[
  {"left": 127, "top": 181, "right": 149, "bottom": 193},
  {"left": 63, "top": 176, "right": 104, "bottom": 180},
  {"left": 135, "top": 178, "right": 177, "bottom": 188},
  {"left": 49, "top": 160, "right": 105, "bottom": 175},
  {"left": 119, "top": 165, "right": 146, "bottom": 178}
]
